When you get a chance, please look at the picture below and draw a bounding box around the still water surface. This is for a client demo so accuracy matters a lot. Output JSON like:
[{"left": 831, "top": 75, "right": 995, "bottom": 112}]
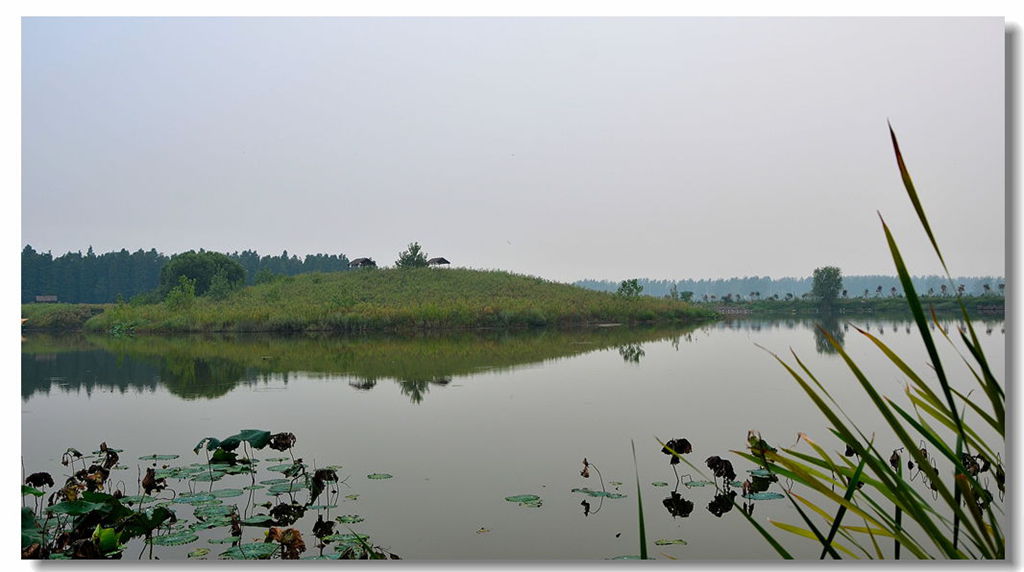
[{"left": 21, "top": 318, "right": 1004, "bottom": 559}]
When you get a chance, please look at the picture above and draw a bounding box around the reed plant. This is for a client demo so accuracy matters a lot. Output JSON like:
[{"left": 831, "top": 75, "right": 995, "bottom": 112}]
[{"left": 722, "top": 125, "right": 1005, "bottom": 559}]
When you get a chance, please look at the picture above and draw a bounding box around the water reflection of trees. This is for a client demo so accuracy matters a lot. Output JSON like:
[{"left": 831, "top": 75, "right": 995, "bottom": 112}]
[{"left": 22, "top": 327, "right": 696, "bottom": 403}]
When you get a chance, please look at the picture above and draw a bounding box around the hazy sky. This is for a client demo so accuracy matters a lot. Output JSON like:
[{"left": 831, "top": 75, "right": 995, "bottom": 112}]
[{"left": 21, "top": 17, "right": 1005, "bottom": 283}]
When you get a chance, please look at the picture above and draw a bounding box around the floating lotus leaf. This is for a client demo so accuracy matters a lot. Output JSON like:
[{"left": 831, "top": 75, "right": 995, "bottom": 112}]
[
  {"left": 684, "top": 480, "right": 713, "bottom": 488},
  {"left": 92, "top": 448, "right": 124, "bottom": 454},
  {"left": 729, "top": 480, "right": 744, "bottom": 488},
  {"left": 191, "top": 471, "right": 225, "bottom": 482},
  {"left": 336, "top": 515, "right": 364, "bottom": 524},
  {"left": 264, "top": 457, "right": 290, "bottom": 462},
  {"left": 119, "top": 495, "right": 156, "bottom": 505},
  {"left": 743, "top": 492, "right": 784, "bottom": 501},
  {"left": 609, "top": 481, "right": 623, "bottom": 486},
  {"left": 344, "top": 494, "right": 360, "bottom": 501},
  {"left": 323, "top": 533, "right": 369, "bottom": 544},
  {"left": 189, "top": 518, "right": 232, "bottom": 531},
  {"left": 220, "top": 465, "right": 255, "bottom": 475},
  {"left": 208, "top": 536, "right": 242, "bottom": 544},
  {"left": 747, "top": 469, "right": 773, "bottom": 478},
  {"left": 303, "top": 554, "right": 343, "bottom": 560},
  {"left": 325, "top": 465, "right": 343, "bottom": 471},
  {"left": 268, "top": 482, "right": 307, "bottom": 494},
  {"left": 367, "top": 473, "right": 393, "bottom": 480},
  {"left": 655, "top": 539, "right": 688, "bottom": 546},
  {"left": 194, "top": 504, "right": 236, "bottom": 519},
  {"left": 210, "top": 489, "right": 245, "bottom": 499},
  {"left": 260, "top": 478, "right": 290, "bottom": 485},
  {"left": 139, "top": 454, "right": 180, "bottom": 461},
  {"left": 243, "top": 485, "right": 265, "bottom": 490},
  {"left": 651, "top": 482, "right": 669, "bottom": 487},
  {"left": 173, "top": 493, "right": 216, "bottom": 504},
  {"left": 571, "top": 488, "right": 626, "bottom": 499},
  {"left": 188, "top": 548, "right": 210, "bottom": 559},
  {"left": 241, "top": 515, "right": 273, "bottom": 526},
  {"left": 150, "top": 532, "right": 199, "bottom": 546},
  {"left": 476, "top": 528, "right": 491, "bottom": 534},
  {"left": 219, "top": 542, "right": 280, "bottom": 559},
  {"left": 307, "top": 504, "right": 338, "bottom": 510},
  {"left": 505, "top": 494, "right": 543, "bottom": 507},
  {"left": 267, "top": 463, "right": 301, "bottom": 472}
]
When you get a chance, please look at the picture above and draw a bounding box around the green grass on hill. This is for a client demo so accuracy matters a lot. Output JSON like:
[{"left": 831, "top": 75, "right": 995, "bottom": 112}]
[{"left": 29, "top": 268, "right": 714, "bottom": 333}]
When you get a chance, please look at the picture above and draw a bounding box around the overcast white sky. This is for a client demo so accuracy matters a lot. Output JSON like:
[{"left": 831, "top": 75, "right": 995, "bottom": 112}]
[{"left": 21, "top": 17, "right": 1005, "bottom": 282}]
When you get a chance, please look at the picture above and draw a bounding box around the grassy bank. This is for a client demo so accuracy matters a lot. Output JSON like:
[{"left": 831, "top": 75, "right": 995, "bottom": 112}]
[
  {"left": 24, "top": 268, "right": 715, "bottom": 333},
  {"left": 704, "top": 295, "right": 1004, "bottom": 318}
]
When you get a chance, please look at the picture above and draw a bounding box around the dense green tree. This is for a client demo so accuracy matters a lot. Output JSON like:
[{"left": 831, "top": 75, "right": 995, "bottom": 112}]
[
  {"left": 159, "top": 251, "right": 246, "bottom": 297},
  {"left": 395, "top": 242, "right": 429, "bottom": 268},
  {"left": 616, "top": 278, "right": 643, "bottom": 298},
  {"left": 811, "top": 266, "right": 843, "bottom": 309}
]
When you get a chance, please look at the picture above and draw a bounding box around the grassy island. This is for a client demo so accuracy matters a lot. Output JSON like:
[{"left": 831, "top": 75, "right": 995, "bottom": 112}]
[{"left": 24, "top": 268, "right": 715, "bottom": 333}]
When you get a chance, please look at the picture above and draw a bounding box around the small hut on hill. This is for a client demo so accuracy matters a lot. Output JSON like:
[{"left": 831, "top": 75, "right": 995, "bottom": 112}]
[
  {"left": 350, "top": 257, "right": 377, "bottom": 269},
  {"left": 427, "top": 257, "right": 450, "bottom": 267}
]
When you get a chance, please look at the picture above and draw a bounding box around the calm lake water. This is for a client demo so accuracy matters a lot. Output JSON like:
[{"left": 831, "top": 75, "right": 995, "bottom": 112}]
[{"left": 21, "top": 317, "right": 1005, "bottom": 560}]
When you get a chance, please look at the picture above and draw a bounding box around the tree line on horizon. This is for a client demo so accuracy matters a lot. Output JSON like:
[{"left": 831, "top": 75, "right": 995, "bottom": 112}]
[
  {"left": 21, "top": 245, "right": 351, "bottom": 304},
  {"left": 574, "top": 274, "right": 1005, "bottom": 301}
]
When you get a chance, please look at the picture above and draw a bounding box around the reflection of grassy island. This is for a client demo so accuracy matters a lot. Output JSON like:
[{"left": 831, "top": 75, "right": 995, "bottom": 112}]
[
  {"left": 25, "top": 268, "right": 715, "bottom": 333},
  {"left": 23, "top": 326, "right": 698, "bottom": 401}
]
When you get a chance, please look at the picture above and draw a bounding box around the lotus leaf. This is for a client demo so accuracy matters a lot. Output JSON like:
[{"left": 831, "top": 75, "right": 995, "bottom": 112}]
[
  {"left": 654, "top": 539, "right": 688, "bottom": 546},
  {"left": 651, "top": 482, "right": 669, "bottom": 487},
  {"left": 210, "top": 489, "right": 245, "bottom": 498},
  {"left": 683, "top": 480, "right": 713, "bottom": 488},
  {"left": 208, "top": 536, "right": 242, "bottom": 544},
  {"left": 742, "top": 491, "right": 784, "bottom": 500},
  {"left": 219, "top": 542, "right": 280, "bottom": 559},
  {"left": 367, "top": 473, "right": 393, "bottom": 480},
  {"left": 150, "top": 532, "right": 199, "bottom": 546},
  {"left": 188, "top": 548, "right": 211, "bottom": 559},
  {"left": 571, "top": 487, "right": 626, "bottom": 499},
  {"left": 173, "top": 493, "right": 216, "bottom": 504},
  {"left": 336, "top": 515, "right": 364, "bottom": 524},
  {"left": 139, "top": 454, "right": 180, "bottom": 461}
]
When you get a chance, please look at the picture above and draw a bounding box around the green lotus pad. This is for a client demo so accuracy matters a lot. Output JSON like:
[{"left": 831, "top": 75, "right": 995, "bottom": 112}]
[
  {"left": 655, "top": 539, "right": 688, "bottom": 546},
  {"left": 188, "top": 548, "right": 210, "bottom": 559},
  {"left": 336, "top": 515, "right": 364, "bottom": 524},
  {"left": 747, "top": 468, "right": 773, "bottom": 478},
  {"left": 743, "top": 492, "right": 785, "bottom": 500},
  {"left": 149, "top": 532, "right": 199, "bottom": 546},
  {"left": 139, "top": 454, "right": 180, "bottom": 461},
  {"left": 571, "top": 488, "right": 626, "bottom": 499},
  {"left": 209, "top": 489, "right": 245, "bottom": 498},
  {"left": 267, "top": 463, "right": 300, "bottom": 472},
  {"left": 189, "top": 518, "right": 232, "bottom": 531},
  {"left": 307, "top": 504, "right": 338, "bottom": 510},
  {"left": 219, "top": 543, "right": 280, "bottom": 559},
  {"left": 323, "top": 533, "right": 369, "bottom": 544},
  {"left": 684, "top": 480, "right": 713, "bottom": 488},
  {"left": 191, "top": 471, "right": 225, "bottom": 482},
  {"left": 173, "top": 493, "right": 216, "bottom": 504},
  {"left": 208, "top": 536, "right": 242, "bottom": 544},
  {"left": 120, "top": 495, "right": 157, "bottom": 504},
  {"left": 505, "top": 494, "right": 543, "bottom": 507},
  {"left": 268, "top": 482, "right": 307, "bottom": 494},
  {"left": 194, "top": 504, "right": 236, "bottom": 519},
  {"left": 260, "top": 478, "right": 290, "bottom": 485},
  {"left": 241, "top": 515, "right": 273, "bottom": 526},
  {"left": 367, "top": 473, "right": 393, "bottom": 480},
  {"left": 609, "top": 481, "right": 623, "bottom": 486},
  {"left": 651, "top": 482, "right": 669, "bottom": 487}
]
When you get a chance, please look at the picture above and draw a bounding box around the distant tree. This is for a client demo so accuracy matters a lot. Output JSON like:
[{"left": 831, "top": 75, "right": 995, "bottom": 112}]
[
  {"left": 395, "top": 242, "right": 429, "bottom": 268},
  {"left": 811, "top": 266, "right": 843, "bottom": 310},
  {"left": 940, "top": 284, "right": 948, "bottom": 297},
  {"left": 680, "top": 291, "right": 694, "bottom": 302},
  {"left": 616, "top": 279, "right": 643, "bottom": 298},
  {"left": 159, "top": 251, "right": 246, "bottom": 297}
]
